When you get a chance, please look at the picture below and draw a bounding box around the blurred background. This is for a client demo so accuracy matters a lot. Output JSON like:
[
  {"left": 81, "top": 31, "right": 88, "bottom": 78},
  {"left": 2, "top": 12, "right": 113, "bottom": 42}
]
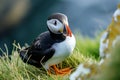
[{"left": 0, "top": 0, "right": 120, "bottom": 55}]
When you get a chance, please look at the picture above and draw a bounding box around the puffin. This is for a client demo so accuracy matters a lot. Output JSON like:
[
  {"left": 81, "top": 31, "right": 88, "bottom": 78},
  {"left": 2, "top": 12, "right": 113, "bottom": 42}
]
[{"left": 20, "top": 13, "right": 76, "bottom": 75}]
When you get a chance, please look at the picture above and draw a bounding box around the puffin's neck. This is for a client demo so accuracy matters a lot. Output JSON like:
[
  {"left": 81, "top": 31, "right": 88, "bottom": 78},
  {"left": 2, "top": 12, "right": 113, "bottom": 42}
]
[{"left": 48, "top": 28, "right": 66, "bottom": 41}]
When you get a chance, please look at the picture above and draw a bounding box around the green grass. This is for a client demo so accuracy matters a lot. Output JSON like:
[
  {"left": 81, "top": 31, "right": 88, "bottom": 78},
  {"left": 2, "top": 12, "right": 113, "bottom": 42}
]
[{"left": 0, "top": 36, "right": 100, "bottom": 80}]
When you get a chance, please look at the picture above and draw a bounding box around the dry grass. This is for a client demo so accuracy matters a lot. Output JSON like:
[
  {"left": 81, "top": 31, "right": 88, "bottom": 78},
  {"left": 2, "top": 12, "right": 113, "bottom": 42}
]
[{"left": 0, "top": 36, "right": 99, "bottom": 80}]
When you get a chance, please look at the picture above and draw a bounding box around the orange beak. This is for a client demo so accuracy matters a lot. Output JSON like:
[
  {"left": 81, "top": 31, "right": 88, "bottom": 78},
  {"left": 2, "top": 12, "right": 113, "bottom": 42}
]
[{"left": 65, "top": 24, "right": 72, "bottom": 37}]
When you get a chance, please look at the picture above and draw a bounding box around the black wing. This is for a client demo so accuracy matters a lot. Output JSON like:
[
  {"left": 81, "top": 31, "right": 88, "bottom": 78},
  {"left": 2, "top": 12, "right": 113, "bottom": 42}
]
[
  {"left": 20, "top": 47, "right": 55, "bottom": 68},
  {"left": 20, "top": 31, "right": 65, "bottom": 68},
  {"left": 20, "top": 31, "right": 55, "bottom": 68}
]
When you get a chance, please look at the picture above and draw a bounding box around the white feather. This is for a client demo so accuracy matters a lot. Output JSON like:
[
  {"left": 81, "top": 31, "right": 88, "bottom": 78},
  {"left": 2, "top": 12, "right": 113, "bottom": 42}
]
[
  {"left": 47, "top": 19, "right": 64, "bottom": 34},
  {"left": 43, "top": 34, "right": 76, "bottom": 69}
]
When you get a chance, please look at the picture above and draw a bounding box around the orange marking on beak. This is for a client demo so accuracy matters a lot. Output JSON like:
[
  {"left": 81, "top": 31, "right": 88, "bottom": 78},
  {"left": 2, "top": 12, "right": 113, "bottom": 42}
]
[{"left": 66, "top": 25, "right": 72, "bottom": 37}]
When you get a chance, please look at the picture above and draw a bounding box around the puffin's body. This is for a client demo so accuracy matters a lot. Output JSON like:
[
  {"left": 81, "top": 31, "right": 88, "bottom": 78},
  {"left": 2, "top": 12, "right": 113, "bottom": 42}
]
[{"left": 20, "top": 13, "right": 76, "bottom": 75}]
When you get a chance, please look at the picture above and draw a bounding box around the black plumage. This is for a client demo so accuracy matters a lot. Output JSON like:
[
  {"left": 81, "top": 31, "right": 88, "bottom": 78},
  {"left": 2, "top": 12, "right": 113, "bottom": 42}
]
[
  {"left": 48, "top": 13, "right": 68, "bottom": 24},
  {"left": 20, "top": 31, "right": 66, "bottom": 68}
]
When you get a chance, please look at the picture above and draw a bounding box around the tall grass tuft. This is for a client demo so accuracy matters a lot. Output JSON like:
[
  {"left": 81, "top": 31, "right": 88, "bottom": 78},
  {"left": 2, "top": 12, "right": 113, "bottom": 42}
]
[{"left": 0, "top": 35, "right": 99, "bottom": 80}]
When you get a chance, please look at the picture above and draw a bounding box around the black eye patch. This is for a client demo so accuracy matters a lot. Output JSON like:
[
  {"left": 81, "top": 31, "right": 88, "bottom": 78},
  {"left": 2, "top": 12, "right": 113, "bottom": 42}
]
[
  {"left": 54, "top": 20, "right": 57, "bottom": 25},
  {"left": 63, "top": 25, "right": 67, "bottom": 34}
]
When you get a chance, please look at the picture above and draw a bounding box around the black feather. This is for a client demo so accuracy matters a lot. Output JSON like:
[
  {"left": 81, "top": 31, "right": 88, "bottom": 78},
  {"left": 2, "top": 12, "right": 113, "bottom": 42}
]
[{"left": 20, "top": 31, "right": 65, "bottom": 68}]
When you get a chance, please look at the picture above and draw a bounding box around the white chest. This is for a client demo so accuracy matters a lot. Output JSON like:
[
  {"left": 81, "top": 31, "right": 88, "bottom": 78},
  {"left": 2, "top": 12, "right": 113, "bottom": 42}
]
[
  {"left": 44, "top": 35, "right": 76, "bottom": 69},
  {"left": 53, "top": 35, "right": 76, "bottom": 57}
]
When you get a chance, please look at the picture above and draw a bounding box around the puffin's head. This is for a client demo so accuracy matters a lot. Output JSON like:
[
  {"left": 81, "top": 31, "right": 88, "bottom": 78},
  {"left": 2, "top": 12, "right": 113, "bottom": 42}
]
[{"left": 47, "top": 13, "right": 72, "bottom": 37}]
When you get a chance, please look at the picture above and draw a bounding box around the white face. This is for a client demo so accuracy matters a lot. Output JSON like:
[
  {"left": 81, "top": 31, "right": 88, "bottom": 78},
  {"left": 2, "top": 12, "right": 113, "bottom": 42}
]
[{"left": 47, "top": 19, "right": 64, "bottom": 34}]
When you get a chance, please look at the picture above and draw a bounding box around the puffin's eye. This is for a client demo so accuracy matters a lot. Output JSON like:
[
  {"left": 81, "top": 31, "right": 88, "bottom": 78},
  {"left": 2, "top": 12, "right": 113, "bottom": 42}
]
[{"left": 54, "top": 20, "right": 57, "bottom": 25}]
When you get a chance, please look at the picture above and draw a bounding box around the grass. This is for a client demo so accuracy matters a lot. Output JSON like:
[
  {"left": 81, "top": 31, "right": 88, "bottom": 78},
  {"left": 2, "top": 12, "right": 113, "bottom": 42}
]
[{"left": 0, "top": 35, "right": 100, "bottom": 80}]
